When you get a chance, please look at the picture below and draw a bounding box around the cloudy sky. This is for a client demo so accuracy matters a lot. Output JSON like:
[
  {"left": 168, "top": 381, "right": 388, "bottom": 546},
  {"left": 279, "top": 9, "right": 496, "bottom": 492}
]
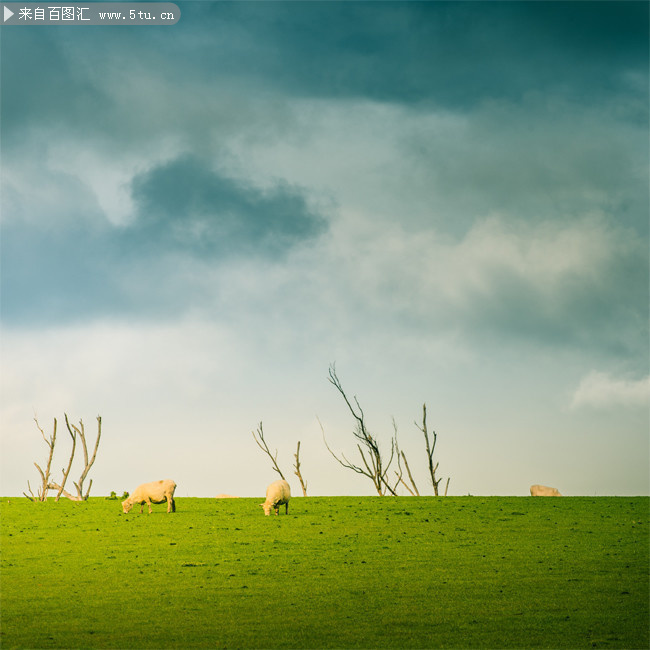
[{"left": 1, "top": 1, "right": 648, "bottom": 498}]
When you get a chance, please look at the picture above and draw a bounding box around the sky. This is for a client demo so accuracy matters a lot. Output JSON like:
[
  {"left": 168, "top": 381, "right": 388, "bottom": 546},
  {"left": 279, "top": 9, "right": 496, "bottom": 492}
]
[{"left": 1, "top": 1, "right": 648, "bottom": 498}]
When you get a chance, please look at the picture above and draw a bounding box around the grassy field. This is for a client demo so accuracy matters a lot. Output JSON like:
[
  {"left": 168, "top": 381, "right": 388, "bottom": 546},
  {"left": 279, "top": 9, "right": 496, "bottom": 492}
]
[{"left": 1, "top": 496, "right": 648, "bottom": 649}]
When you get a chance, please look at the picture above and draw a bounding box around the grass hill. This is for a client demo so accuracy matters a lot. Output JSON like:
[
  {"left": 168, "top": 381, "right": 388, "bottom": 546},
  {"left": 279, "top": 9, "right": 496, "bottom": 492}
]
[{"left": 1, "top": 496, "right": 647, "bottom": 648}]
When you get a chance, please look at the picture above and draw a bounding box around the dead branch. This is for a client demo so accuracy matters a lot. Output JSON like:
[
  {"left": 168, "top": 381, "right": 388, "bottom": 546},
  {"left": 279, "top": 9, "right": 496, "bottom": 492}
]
[
  {"left": 398, "top": 451, "right": 420, "bottom": 496},
  {"left": 387, "top": 419, "right": 408, "bottom": 496},
  {"left": 293, "top": 441, "right": 308, "bottom": 496},
  {"left": 252, "top": 422, "right": 286, "bottom": 480},
  {"left": 25, "top": 417, "right": 57, "bottom": 501},
  {"left": 67, "top": 415, "right": 102, "bottom": 500},
  {"left": 415, "top": 403, "right": 444, "bottom": 495},
  {"left": 46, "top": 482, "right": 81, "bottom": 501},
  {"left": 23, "top": 481, "right": 37, "bottom": 502},
  {"left": 325, "top": 365, "right": 397, "bottom": 495},
  {"left": 53, "top": 420, "right": 77, "bottom": 501},
  {"left": 319, "top": 416, "right": 374, "bottom": 478},
  {"left": 394, "top": 419, "right": 420, "bottom": 497}
]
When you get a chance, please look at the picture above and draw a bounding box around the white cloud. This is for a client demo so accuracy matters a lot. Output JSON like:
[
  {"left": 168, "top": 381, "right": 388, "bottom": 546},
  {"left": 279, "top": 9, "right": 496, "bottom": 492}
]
[
  {"left": 289, "top": 210, "right": 644, "bottom": 355},
  {"left": 570, "top": 371, "right": 650, "bottom": 409}
]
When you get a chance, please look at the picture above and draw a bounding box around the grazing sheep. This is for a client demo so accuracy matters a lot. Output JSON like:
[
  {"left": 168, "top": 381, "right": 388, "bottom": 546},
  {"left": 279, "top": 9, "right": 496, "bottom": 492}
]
[
  {"left": 530, "top": 484, "right": 562, "bottom": 497},
  {"left": 260, "top": 479, "right": 291, "bottom": 516},
  {"left": 122, "top": 479, "right": 177, "bottom": 514}
]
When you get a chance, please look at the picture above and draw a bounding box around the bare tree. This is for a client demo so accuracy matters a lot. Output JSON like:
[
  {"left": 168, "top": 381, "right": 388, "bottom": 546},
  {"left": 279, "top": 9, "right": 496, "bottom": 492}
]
[
  {"left": 293, "top": 441, "right": 308, "bottom": 496},
  {"left": 322, "top": 365, "right": 397, "bottom": 495},
  {"left": 415, "top": 403, "right": 449, "bottom": 496},
  {"left": 253, "top": 423, "right": 309, "bottom": 495},
  {"left": 323, "top": 367, "right": 450, "bottom": 497},
  {"left": 252, "top": 422, "right": 286, "bottom": 480},
  {"left": 23, "top": 417, "right": 57, "bottom": 502},
  {"left": 25, "top": 413, "right": 102, "bottom": 502},
  {"left": 48, "top": 415, "right": 102, "bottom": 501},
  {"left": 71, "top": 415, "right": 102, "bottom": 500}
]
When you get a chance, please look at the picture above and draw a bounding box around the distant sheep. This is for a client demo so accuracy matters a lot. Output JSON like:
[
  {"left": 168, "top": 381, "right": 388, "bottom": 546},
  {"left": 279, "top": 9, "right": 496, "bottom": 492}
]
[
  {"left": 530, "top": 484, "right": 562, "bottom": 497},
  {"left": 122, "top": 479, "right": 177, "bottom": 514},
  {"left": 215, "top": 494, "right": 240, "bottom": 499},
  {"left": 261, "top": 479, "right": 291, "bottom": 516}
]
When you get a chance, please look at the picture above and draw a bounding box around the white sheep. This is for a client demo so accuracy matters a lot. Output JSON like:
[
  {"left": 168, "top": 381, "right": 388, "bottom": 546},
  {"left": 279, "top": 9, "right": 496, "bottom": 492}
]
[
  {"left": 530, "top": 484, "right": 562, "bottom": 497},
  {"left": 122, "top": 479, "right": 177, "bottom": 514},
  {"left": 260, "top": 479, "right": 291, "bottom": 516}
]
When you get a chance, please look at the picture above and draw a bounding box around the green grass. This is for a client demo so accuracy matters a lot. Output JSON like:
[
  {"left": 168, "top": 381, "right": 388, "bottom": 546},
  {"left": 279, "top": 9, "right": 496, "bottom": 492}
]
[{"left": 1, "top": 496, "right": 648, "bottom": 648}]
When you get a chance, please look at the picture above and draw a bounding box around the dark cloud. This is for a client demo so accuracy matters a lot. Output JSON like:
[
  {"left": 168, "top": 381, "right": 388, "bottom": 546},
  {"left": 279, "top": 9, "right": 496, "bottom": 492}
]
[
  {"left": 1, "top": 0, "right": 646, "bottom": 345},
  {"left": 1, "top": 29, "right": 109, "bottom": 141},
  {"left": 4, "top": 2, "right": 646, "bottom": 137},
  {"left": 1, "top": 154, "right": 327, "bottom": 325},
  {"left": 127, "top": 155, "right": 327, "bottom": 257},
  {"left": 177, "top": 1, "right": 648, "bottom": 109}
]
